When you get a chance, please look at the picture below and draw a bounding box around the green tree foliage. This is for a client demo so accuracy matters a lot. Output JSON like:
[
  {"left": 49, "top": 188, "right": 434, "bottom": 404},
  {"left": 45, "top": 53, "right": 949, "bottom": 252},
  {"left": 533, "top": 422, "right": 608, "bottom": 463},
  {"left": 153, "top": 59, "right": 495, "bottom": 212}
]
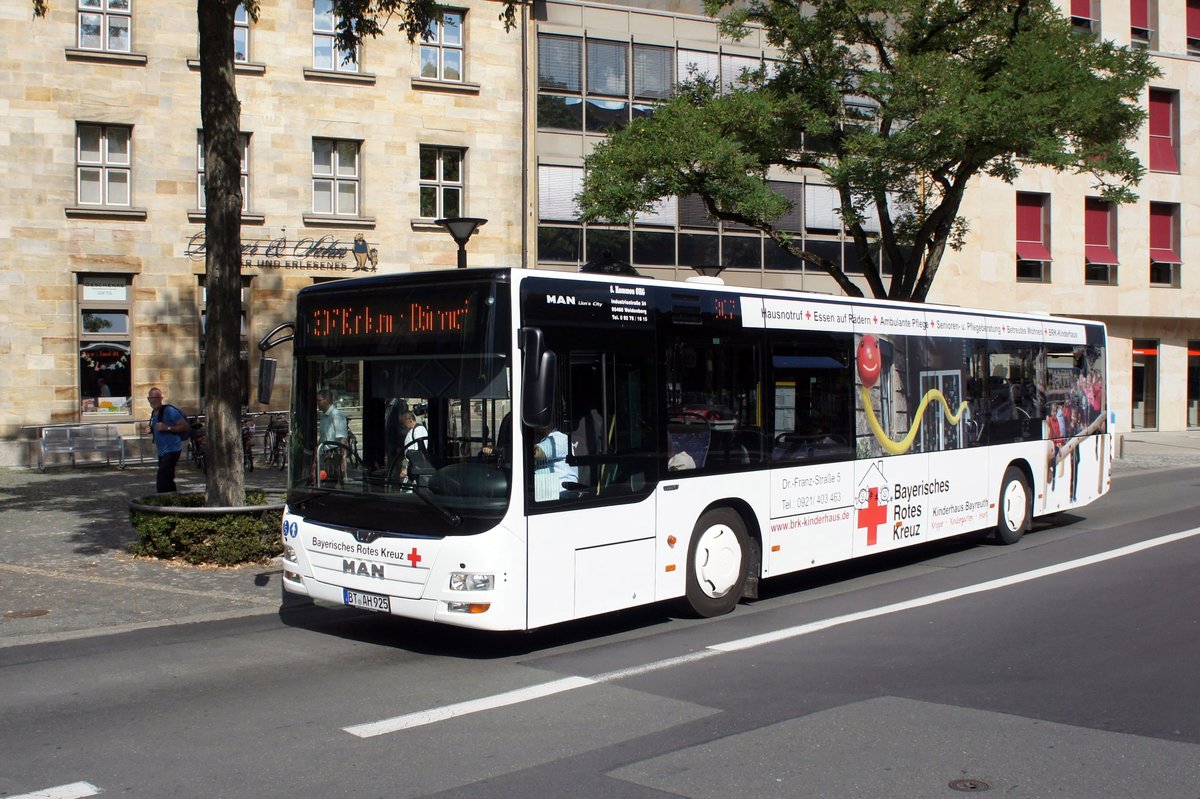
[
  {"left": 579, "top": 0, "right": 1158, "bottom": 301},
  {"left": 34, "top": 0, "right": 515, "bottom": 506}
]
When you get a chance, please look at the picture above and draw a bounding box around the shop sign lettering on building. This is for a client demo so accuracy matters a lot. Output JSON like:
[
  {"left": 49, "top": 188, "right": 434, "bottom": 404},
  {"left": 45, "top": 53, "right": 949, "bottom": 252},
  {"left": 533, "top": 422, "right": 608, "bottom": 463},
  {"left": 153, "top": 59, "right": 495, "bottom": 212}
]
[{"left": 185, "top": 231, "right": 380, "bottom": 272}]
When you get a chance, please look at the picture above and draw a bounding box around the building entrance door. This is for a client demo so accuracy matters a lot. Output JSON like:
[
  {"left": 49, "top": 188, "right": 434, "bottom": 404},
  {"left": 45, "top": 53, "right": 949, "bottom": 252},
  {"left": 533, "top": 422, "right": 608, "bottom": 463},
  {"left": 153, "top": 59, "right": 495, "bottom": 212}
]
[{"left": 1132, "top": 339, "right": 1158, "bottom": 430}]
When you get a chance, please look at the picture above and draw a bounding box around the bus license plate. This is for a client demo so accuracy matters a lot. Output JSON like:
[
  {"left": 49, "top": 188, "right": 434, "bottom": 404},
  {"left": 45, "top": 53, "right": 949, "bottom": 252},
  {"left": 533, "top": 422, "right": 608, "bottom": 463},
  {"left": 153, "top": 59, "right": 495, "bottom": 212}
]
[{"left": 343, "top": 588, "right": 390, "bottom": 613}]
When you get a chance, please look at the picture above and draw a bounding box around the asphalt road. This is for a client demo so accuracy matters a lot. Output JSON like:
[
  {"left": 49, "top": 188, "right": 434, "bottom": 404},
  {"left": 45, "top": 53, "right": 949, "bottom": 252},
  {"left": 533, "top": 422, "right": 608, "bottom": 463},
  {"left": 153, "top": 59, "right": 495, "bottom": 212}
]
[{"left": 2, "top": 467, "right": 1199, "bottom": 799}]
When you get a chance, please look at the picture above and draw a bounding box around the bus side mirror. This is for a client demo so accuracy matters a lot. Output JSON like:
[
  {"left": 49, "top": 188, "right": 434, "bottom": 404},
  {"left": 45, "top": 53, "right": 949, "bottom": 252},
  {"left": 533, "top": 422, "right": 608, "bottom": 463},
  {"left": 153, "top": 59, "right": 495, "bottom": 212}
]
[
  {"left": 257, "top": 357, "right": 278, "bottom": 405},
  {"left": 519, "top": 327, "right": 556, "bottom": 428}
]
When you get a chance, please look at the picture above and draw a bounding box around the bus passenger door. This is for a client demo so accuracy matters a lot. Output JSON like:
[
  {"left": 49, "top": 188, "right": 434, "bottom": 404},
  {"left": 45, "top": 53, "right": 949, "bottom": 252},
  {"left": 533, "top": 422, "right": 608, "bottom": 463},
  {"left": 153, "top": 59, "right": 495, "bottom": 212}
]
[{"left": 525, "top": 349, "right": 660, "bottom": 628}]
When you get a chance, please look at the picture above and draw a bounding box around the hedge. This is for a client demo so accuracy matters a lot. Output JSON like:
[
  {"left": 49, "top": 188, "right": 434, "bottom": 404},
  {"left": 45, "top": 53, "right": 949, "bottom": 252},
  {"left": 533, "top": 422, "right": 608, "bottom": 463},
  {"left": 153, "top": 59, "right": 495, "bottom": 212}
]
[{"left": 130, "top": 491, "right": 283, "bottom": 566}]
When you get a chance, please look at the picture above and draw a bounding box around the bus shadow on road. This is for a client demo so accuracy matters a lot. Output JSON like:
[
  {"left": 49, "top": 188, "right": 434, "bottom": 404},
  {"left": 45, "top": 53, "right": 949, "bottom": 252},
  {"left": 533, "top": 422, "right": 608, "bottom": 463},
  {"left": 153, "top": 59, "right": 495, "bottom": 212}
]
[{"left": 274, "top": 516, "right": 1092, "bottom": 659}]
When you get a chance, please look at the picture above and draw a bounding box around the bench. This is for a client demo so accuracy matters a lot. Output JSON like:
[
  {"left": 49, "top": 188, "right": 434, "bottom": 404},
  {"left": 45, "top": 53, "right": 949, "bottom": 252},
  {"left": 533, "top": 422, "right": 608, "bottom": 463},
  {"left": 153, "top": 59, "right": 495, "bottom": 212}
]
[{"left": 38, "top": 425, "right": 126, "bottom": 471}]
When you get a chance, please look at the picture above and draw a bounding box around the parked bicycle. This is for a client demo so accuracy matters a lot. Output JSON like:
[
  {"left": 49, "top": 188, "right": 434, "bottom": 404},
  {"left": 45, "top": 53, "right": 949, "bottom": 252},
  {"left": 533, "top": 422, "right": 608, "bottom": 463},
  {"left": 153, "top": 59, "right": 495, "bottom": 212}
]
[
  {"left": 188, "top": 418, "right": 206, "bottom": 472},
  {"left": 262, "top": 412, "right": 289, "bottom": 470}
]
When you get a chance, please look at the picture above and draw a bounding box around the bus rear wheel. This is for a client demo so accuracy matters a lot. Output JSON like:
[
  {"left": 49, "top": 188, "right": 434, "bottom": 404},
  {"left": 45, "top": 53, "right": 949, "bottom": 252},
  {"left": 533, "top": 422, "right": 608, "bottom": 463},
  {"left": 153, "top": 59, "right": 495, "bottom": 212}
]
[
  {"left": 995, "top": 466, "right": 1031, "bottom": 545},
  {"left": 685, "top": 508, "right": 749, "bottom": 618}
]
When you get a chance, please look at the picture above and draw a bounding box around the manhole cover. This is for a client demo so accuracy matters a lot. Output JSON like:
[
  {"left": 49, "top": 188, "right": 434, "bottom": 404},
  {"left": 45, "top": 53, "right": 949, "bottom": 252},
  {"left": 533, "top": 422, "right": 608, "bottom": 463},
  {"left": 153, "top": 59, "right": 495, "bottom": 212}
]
[
  {"left": 5, "top": 608, "right": 51, "bottom": 619},
  {"left": 949, "top": 778, "right": 991, "bottom": 792}
]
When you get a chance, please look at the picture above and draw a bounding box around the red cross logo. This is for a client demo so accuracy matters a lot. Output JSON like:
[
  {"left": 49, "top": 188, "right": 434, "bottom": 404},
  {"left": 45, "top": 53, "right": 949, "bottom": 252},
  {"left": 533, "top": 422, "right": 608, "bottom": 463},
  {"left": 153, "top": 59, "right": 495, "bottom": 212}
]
[
  {"left": 857, "top": 487, "right": 888, "bottom": 546},
  {"left": 407, "top": 547, "right": 422, "bottom": 568}
]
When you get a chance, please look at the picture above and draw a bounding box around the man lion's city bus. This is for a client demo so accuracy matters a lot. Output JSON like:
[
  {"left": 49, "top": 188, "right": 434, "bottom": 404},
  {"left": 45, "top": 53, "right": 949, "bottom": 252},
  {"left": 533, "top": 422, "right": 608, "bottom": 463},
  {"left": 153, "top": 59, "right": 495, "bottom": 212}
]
[{"left": 263, "top": 267, "right": 1110, "bottom": 630}]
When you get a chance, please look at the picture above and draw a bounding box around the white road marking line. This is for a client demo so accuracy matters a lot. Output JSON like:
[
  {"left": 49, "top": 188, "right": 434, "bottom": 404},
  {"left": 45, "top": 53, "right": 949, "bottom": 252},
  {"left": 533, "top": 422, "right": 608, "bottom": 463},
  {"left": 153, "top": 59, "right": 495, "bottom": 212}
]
[
  {"left": 8, "top": 782, "right": 101, "bottom": 799},
  {"left": 344, "top": 676, "right": 595, "bottom": 738},
  {"left": 708, "top": 526, "right": 1200, "bottom": 652},
  {"left": 344, "top": 527, "right": 1200, "bottom": 737}
]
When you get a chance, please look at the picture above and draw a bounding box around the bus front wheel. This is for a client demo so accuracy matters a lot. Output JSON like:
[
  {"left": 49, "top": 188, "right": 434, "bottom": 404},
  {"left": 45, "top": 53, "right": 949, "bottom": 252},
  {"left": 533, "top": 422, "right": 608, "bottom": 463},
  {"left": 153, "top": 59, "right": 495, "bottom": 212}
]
[
  {"left": 995, "top": 466, "right": 1031, "bottom": 545},
  {"left": 685, "top": 508, "right": 749, "bottom": 618}
]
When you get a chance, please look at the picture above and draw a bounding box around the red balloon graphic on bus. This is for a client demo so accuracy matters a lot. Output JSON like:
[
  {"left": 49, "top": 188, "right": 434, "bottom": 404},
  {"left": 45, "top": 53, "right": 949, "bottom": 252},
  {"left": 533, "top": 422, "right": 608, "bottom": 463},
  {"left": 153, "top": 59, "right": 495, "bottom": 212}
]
[{"left": 857, "top": 334, "right": 881, "bottom": 387}]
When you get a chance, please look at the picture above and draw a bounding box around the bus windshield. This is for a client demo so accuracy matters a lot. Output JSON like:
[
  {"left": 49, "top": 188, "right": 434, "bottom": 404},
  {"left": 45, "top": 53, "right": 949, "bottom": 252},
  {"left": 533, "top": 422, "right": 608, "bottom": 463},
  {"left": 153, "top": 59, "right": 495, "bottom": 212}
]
[{"left": 288, "top": 276, "right": 511, "bottom": 535}]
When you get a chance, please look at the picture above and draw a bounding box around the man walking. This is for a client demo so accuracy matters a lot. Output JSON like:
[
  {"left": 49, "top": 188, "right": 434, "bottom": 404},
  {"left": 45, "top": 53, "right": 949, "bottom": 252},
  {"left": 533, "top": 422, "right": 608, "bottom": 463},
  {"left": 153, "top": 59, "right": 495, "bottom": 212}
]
[{"left": 148, "top": 387, "right": 188, "bottom": 492}]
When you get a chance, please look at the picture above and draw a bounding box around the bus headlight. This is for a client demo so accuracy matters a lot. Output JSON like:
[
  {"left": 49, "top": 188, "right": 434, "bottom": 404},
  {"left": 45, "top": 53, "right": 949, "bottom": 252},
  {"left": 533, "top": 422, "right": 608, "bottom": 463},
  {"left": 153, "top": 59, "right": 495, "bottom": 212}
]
[
  {"left": 284, "top": 544, "right": 297, "bottom": 561},
  {"left": 449, "top": 572, "right": 493, "bottom": 591}
]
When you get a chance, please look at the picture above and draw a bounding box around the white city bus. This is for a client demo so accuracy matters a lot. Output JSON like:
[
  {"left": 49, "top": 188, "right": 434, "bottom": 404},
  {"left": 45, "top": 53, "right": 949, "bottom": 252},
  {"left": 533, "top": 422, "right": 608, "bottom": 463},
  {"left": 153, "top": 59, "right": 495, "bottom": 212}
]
[{"left": 266, "top": 267, "right": 1110, "bottom": 630}]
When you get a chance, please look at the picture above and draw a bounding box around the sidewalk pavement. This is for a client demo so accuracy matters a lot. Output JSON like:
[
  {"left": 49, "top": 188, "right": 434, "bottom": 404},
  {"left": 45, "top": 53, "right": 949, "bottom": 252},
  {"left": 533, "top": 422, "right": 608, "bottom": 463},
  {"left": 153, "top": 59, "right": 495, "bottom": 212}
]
[{"left": 2, "top": 432, "right": 1199, "bottom": 648}]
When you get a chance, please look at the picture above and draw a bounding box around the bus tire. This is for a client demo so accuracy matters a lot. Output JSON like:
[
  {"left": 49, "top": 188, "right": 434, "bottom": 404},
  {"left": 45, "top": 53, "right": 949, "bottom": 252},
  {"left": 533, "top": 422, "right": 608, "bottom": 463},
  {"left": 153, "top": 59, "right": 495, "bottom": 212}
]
[
  {"left": 995, "top": 466, "right": 1031, "bottom": 545},
  {"left": 685, "top": 508, "right": 749, "bottom": 618}
]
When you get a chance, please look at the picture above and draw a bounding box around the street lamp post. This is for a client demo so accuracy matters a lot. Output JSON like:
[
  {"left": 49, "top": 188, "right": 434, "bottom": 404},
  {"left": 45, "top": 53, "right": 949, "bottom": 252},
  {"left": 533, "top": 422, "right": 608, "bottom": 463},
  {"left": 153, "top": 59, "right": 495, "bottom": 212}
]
[{"left": 434, "top": 217, "right": 488, "bottom": 269}]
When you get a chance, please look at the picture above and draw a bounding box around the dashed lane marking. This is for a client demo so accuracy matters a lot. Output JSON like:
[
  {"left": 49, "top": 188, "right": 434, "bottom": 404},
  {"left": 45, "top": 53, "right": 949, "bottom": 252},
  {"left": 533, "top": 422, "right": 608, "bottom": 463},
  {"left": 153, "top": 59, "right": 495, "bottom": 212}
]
[{"left": 8, "top": 782, "right": 101, "bottom": 799}]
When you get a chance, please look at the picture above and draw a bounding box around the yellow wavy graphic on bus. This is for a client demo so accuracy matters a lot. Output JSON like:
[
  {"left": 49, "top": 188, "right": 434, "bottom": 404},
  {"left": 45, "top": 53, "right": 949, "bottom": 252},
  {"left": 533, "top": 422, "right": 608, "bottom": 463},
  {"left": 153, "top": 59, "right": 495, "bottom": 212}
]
[
  {"left": 860, "top": 385, "right": 969, "bottom": 455},
  {"left": 857, "top": 334, "right": 969, "bottom": 456}
]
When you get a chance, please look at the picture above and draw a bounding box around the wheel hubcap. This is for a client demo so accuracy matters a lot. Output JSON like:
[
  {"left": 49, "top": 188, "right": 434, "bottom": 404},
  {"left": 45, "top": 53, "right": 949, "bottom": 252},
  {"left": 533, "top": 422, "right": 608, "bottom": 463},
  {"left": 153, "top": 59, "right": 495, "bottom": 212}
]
[
  {"left": 694, "top": 524, "right": 742, "bottom": 598},
  {"left": 1002, "top": 480, "right": 1027, "bottom": 531}
]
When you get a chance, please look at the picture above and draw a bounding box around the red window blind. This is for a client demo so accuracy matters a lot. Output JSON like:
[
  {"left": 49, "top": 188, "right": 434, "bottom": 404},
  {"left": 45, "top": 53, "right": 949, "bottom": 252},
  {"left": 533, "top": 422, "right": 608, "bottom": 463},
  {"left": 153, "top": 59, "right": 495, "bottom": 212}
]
[
  {"left": 1190, "top": 0, "right": 1200, "bottom": 40},
  {"left": 1149, "top": 90, "right": 1179, "bottom": 172},
  {"left": 1149, "top": 203, "right": 1182, "bottom": 263},
  {"left": 1084, "top": 199, "right": 1118, "bottom": 264},
  {"left": 1072, "top": 0, "right": 1092, "bottom": 18},
  {"left": 1015, "top": 194, "right": 1051, "bottom": 261},
  {"left": 1131, "top": 0, "right": 1150, "bottom": 30}
]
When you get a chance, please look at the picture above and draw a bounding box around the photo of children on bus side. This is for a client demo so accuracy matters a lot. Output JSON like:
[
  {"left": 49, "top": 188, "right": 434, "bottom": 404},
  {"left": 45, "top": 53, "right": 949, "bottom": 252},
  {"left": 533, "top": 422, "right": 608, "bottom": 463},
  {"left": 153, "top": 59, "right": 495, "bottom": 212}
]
[{"left": 853, "top": 324, "right": 1107, "bottom": 507}]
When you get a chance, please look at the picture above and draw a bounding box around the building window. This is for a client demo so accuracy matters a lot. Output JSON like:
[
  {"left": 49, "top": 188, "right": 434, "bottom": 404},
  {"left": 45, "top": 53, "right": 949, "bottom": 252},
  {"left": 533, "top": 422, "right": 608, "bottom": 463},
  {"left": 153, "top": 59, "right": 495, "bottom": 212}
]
[
  {"left": 197, "top": 131, "right": 250, "bottom": 211},
  {"left": 77, "top": 123, "right": 131, "bottom": 207},
  {"left": 1149, "top": 202, "right": 1181, "bottom": 287},
  {"left": 1084, "top": 198, "right": 1118, "bottom": 285},
  {"left": 312, "top": 139, "right": 360, "bottom": 216},
  {"left": 1071, "top": 0, "right": 1097, "bottom": 33},
  {"left": 420, "top": 10, "right": 463, "bottom": 81},
  {"left": 313, "top": 0, "right": 358, "bottom": 73},
  {"left": 1130, "top": 0, "right": 1154, "bottom": 48},
  {"left": 419, "top": 146, "right": 463, "bottom": 219},
  {"left": 1015, "top": 192, "right": 1052, "bottom": 282},
  {"left": 538, "top": 35, "right": 583, "bottom": 131},
  {"left": 234, "top": 3, "right": 249, "bottom": 63},
  {"left": 78, "top": 0, "right": 131, "bottom": 53},
  {"left": 538, "top": 35, "right": 680, "bottom": 134},
  {"left": 1148, "top": 89, "right": 1179, "bottom": 173},
  {"left": 1189, "top": 0, "right": 1200, "bottom": 55},
  {"left": 78, "top": 275, "right": 132, "bottom": 417}
]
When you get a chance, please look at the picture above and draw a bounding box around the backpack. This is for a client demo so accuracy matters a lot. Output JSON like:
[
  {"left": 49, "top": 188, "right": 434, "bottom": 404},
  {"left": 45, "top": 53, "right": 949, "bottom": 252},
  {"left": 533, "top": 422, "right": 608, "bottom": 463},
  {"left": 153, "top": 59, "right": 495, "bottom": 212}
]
[{"left": 158, "top": 404, "right": 191, "bottom": 440}]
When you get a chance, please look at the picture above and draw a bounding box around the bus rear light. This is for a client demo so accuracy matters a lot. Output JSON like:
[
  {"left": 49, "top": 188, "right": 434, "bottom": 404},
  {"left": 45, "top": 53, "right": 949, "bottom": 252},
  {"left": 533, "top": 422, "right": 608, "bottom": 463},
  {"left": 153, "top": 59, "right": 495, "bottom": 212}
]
[{"left": 447, "top": 602, "right": 491, "bottom": 614}]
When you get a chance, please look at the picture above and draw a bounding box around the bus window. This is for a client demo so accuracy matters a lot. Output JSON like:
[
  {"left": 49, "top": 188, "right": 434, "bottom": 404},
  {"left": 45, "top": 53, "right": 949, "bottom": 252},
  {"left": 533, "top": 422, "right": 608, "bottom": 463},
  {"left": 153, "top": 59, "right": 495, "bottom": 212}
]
[
  {"left": 988, "top": 340, "right": 1042, "bottom": 443},
  {"left": 665, "top": 331, "right": 763, "bottom": 471},
  {"left": 769, "top": 333, "right": 853, "bottom": 463}
]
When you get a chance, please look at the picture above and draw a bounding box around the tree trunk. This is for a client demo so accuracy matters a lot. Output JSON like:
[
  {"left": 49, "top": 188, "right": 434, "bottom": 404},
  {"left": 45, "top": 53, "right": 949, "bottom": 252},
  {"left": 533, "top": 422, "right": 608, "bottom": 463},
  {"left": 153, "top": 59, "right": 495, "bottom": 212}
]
[{"left": 197, "top": 1, "right": 246, "bottom": 507}]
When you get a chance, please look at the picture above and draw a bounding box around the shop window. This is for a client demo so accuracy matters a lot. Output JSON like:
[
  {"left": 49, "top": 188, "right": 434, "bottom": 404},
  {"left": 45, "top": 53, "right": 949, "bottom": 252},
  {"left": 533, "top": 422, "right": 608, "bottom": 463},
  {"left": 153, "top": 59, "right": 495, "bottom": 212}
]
[
  {"left": 1131, "top": 339, "right": 1158, "bottom": 430},
  {"left": 78, "top": 275, "right": 132, "bottom": 416},
  {"left": 1188, "top": 341, "right": 1199, "bottom": 428}
]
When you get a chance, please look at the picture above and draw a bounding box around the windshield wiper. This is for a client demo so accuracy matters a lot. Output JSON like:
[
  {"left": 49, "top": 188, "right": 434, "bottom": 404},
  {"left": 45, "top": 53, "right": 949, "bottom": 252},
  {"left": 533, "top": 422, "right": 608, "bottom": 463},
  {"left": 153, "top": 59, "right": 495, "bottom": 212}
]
[{"left": 415, "top": 486, "right": 461, "bottom": 527}]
